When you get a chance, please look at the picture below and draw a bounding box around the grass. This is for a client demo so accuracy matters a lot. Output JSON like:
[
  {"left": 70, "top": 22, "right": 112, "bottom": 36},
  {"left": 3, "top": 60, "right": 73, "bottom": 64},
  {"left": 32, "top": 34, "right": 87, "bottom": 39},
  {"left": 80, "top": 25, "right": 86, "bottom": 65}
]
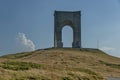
[
  {"left": 0, "top": 48, "right": 120, "bottom": 79},
  {"left": 73, "top": 68, "right": 105, "bottom": 80},
  {"left": 66, "top": 71, "right": 104, "bottom": 80},
  {"left": 99, "top": 60, "right": 120, "bottom": 69},
  {"left": 62, "top": 77, "right": 72, "bottom": 80},
  {"left": 75, "top": 68, "right": 97, "bottom": 75},
  {"left": 0, "top": 60, "right": 42, "bottom": 71},
  {"left": 12, "top": 76, "right": 51, "bottom": 80},
  {"left": 1, "top": 52, "right": 33, "bottom": 59}
]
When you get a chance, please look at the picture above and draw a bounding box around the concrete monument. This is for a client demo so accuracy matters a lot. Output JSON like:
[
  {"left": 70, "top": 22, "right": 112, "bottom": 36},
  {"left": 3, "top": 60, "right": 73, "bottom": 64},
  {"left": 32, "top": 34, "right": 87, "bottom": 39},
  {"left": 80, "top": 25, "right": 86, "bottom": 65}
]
[{"left": 54, "top": 11, "right": 81, "bottom": 48}]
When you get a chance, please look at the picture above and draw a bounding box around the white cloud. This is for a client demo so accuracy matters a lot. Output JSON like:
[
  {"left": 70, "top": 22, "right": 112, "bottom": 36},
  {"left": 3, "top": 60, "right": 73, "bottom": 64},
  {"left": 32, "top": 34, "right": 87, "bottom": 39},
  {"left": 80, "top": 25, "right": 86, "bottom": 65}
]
[
  {"left": 100, "top": 47, "right": 115, "bottom": 52},
  {"left": 16, "top": 33, "right": 35, "bottom": 52}
]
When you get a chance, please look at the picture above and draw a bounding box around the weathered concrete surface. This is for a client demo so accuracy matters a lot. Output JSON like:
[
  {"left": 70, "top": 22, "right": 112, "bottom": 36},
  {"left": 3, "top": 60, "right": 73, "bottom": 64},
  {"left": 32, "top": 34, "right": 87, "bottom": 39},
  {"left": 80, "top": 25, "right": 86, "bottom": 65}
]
[{"left": 54, "top": 11, "right": 81, "bottom": 48}]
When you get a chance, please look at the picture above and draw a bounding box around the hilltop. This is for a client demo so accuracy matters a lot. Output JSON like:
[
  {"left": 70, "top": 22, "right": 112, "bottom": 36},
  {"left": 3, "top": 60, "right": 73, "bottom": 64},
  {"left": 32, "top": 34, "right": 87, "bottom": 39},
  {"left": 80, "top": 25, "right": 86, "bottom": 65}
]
[{"left": 0, "top": 48, "right": 120, "bottom": 80}]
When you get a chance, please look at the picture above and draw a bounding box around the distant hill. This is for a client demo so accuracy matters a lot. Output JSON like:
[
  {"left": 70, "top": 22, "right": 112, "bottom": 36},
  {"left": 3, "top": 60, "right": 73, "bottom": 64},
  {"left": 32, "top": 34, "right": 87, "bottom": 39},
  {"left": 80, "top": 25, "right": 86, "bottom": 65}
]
[{"left": 0, "top": 48, "right": 120, "bottom": 80}]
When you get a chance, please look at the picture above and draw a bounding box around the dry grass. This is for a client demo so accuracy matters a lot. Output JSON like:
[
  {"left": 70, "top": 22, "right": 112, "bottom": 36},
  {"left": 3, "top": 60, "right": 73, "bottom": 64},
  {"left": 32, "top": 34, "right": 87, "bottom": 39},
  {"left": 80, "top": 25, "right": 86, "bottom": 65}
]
[{"left": 0, "top": 48, "right": 120, "bottom": 80}]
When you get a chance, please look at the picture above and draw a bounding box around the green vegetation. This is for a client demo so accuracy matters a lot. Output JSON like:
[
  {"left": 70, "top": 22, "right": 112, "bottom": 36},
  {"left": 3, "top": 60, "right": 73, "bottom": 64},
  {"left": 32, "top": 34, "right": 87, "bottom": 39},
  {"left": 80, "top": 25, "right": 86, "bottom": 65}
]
[
  {"left": 63, "top": 73, "right": 103, "bottom": 80},
  {"left": 12, "top": 76, "right": 51, "bottom": 80},
  {"left": 0, "top": 60, "right": 42, "bottom": 71},
  {"left": 99, "top": 60, "right": 120, "bottom": 69},
  {"left": 1, "top": 52, "right": 33, "bottom": 59},
  {"left": 0, "top": 48, "right": 120, "bottom": 80},
  {"left": 73, "top": 68, "right": 105, "bottom": 80}
]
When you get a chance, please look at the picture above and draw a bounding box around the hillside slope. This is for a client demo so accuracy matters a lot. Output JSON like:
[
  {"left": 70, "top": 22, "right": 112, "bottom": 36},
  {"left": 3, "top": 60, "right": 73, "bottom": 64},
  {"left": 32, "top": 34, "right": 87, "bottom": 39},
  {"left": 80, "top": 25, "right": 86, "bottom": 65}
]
[{"left": 0, "top": 48, "right": 120, "bottom": 80}]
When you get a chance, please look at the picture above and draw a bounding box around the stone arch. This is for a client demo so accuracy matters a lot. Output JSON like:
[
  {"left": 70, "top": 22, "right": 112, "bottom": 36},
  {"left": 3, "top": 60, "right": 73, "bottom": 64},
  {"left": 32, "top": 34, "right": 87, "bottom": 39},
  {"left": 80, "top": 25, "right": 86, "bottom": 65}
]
[
  {"left": 61, "top": 20, "right": 74, "bottom": 28},
  {"left": 54, "top": 11, "right": 81, "bottom": 48}
]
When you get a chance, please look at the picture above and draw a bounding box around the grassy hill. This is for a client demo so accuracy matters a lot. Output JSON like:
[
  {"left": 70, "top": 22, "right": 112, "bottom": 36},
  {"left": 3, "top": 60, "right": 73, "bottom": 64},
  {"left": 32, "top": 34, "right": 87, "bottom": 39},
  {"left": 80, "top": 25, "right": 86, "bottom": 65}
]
[{"left": 0, "top": 48, "right": 120, "bottom": 80}]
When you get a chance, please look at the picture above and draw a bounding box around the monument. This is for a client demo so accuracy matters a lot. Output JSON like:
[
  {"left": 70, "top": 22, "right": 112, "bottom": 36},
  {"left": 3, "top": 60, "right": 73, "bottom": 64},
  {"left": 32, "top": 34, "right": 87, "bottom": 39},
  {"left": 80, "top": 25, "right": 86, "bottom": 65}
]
[{"left": 54, "top": 11, "right": 81, "bottom": 48}]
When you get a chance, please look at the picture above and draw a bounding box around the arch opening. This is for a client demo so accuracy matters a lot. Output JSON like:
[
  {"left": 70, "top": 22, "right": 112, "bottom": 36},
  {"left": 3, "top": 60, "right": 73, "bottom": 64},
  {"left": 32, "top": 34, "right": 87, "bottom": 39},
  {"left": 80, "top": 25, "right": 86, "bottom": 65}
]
[{"left": 62, "top": 25, "right": 73, "bottom": 48}]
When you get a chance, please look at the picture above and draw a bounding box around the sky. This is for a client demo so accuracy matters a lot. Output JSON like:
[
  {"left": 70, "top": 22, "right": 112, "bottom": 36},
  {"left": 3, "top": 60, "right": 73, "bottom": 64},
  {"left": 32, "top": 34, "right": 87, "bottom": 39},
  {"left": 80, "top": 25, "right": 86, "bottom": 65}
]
[{"left": 0, "top": 0, "right": 120, "bottom": 57}]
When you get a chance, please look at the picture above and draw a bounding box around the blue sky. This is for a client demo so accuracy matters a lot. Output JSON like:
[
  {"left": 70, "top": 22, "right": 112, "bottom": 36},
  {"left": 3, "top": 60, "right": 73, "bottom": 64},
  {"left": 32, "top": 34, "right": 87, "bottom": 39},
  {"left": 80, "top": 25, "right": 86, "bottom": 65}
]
[{"left": 0, "top": 0, "right": 120, "bottom": 57}]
